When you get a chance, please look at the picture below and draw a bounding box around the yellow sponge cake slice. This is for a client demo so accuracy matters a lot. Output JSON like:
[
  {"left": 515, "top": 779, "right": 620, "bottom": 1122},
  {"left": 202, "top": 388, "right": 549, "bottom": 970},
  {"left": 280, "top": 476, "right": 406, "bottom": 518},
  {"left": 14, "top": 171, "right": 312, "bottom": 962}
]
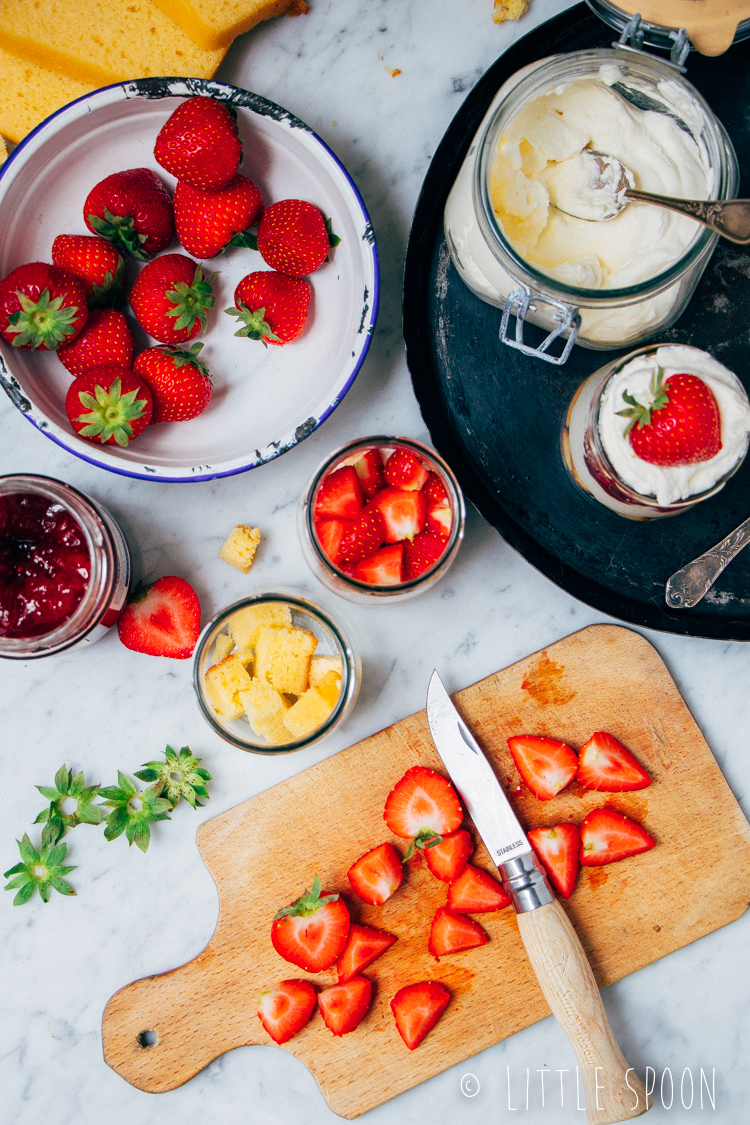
[
  {"left": 0, "top": 48, "right": 92, "bottom": 144},
  {"left": 151, "top": 0, "right": 302, "bottom": 51}
]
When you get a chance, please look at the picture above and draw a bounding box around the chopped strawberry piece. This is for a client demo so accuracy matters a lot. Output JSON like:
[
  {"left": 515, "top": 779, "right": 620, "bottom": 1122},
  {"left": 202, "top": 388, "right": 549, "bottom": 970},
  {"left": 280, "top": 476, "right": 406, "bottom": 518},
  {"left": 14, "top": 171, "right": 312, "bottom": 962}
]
[
  {"left": 426, "top": 504, "right": 452, "bottom": 539},
  {"left": 338, "top": 559, "right": 359, "bottom": 578},
  {"left": 576, "top": 732, "right": 652, "bottom": 793},
  {"left": 315, "top": 466, "right": 364, "bottom": 521},
  {"left": 271, "top": 876, "right": 350, "bottom": 972},
  {"left": 403, "top": 531, "right": 446, "bottom": 579},
  {"left": 428, "top": 906, "right": 488, "bottom": 958},
  {"left": 383, "top": 765, "right": 463, "bottom": 848},
  {"left": 318, "top": 976, "right": 372, "bottom": 1037},
  {"left": 257, "top": 979, "right": 317, "bottom": 1045},
  {"left": 580, "top": 808, "right": 656, "bottom": 866},
  {"left": 391, "top": 981, "right": 450, "bottom": 1050},
  {"left": 422, "top": 471, "right": 449, "bottom": 507},
  {"left": 354, "top": 543, "right": 404, "bottom": 585},
  {"left": 117, "top": 575, "right": 199, "bottom": 659},
  {"left": 354, "top": 448, "right": 386, "bottom": 498},
  {"left": 370, "top": 487, "right": 427, "bottom": 543},
  {"left": 528, "top": 823, "right": 581, "bottom": 899},
  {"left": 507, "top": 735, "right": 578, "bottom": 801},
  {"left": 339, "top": 506, "right": 386, "bottom": 564},
  {"left": 347, "top": 842, "right": 403, "bottom": 905},
  {"left": 315, "top": 518, "right": 353, "bottom": 565},
  {"left": 384, "top": 447, "right": 430, "bottom": 491},
  {"left": 423, "top": 828, "right": 474, "bottom": 883},
  {"left": 336, "top": 924, "right": 397, "bottom": 984},
  {"left": 447, "top": 864, "right": 510, "bottom": 913}
]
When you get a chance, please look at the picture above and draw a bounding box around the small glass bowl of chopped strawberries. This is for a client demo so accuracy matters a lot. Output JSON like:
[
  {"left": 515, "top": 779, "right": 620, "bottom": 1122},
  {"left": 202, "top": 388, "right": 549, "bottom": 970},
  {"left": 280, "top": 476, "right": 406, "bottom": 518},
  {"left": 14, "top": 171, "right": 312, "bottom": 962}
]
[
  {"left": 299, "top": 437, "right": 465, "bottom": 602},
  {"left": 193, "top": 591, "right": 360, "bottom": 753}
]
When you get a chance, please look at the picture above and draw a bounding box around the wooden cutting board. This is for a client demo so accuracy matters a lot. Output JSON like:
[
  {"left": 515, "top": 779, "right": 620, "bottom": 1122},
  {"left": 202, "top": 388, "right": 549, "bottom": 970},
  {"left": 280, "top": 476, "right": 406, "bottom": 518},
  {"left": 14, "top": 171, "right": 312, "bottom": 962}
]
[{"left": 101, "top": 624, "right": 750, "bottom": 1118}]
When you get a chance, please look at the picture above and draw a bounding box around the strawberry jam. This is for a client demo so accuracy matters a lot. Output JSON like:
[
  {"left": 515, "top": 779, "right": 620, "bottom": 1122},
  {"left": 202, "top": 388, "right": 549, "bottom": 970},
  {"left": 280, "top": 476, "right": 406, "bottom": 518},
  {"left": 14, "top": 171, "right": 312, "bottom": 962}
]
[{"left": 0, "top": 493, "right": 91, "bottom": 638}]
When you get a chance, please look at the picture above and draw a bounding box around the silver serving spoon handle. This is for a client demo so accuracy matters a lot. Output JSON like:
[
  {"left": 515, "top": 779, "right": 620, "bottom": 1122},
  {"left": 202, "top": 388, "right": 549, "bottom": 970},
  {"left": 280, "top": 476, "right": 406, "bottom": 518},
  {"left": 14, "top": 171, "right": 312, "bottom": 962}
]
[
  {"left": 665, "top": 517, "right": 750, "bottom": 608},
  {"left": 624, "top": 189, "right": 750, "bottom": 244}
]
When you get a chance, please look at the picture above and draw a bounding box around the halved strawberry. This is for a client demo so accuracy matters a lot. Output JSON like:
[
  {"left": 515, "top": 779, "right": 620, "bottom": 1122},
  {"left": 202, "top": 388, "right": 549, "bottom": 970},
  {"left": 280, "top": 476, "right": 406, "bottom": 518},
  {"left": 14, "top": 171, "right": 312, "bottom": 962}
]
[
  {"left": 336, "top": 924, "right": 397, "bottom": 984},
  {"left": 257, "top": 979, "right": 317, "bottom": 1045},
  {"left": 447, "top": 864, "right": 510, "bottom": 913},
  {"left": 403, "top": 531, "right": 446, "bottom": 579},
  {"left": 271, "top": 876, "right": 350, "bottom": 972},
  {"left": 318, "top": 976, "right": 372, "bottom": 1037},
  {"left": 423, "top": 828, "right": 474, "bottom": 883},
  {"left": 383, "top": 765, "right": 462, "bottom": 853},
  {"left": 338, "top": 506, "right": 386, "bottom": 564},
  {"left": 315, "top": 466, "right": 364, "bottom": 521},
  {"left": 116, "top": 575, "right": 200, "bottom": 659},
  {"left": 315, "top": 518, "right": 353, "bottom": 565},
  {"left": 507, "top": 735, "right": 578, "bottom": 801},
  {"left": 426, "top": 504, "right": 452, "bottom": 539},
  {"left": 391, "top": 981, "right": 450, "bottom": 1050},
  {"left": 576, "top": 732, "right": 652, "bottom": 793},
  {"left": 370, "top": 487, "right": 427, "bottom": 543},
  {"left": 384, "top": 447, "right": 430, "bottom": 491},
  {"left": 354, "top": 543, "right": 404, "bottom": 585},
  {"left": 422, "top": 471, "right": 448, "bottom": 507},
  {"left": 528, "top": 823, "right": 581, "bottom": 899},
  {"left": 580, "top": 808, "right": 656, "bottom": 866},
  {"left": 354, "top": 449, "right": 385, "bottom": 498},
  {"left": 428, "top": 906, "right": 488, "bottom": 958},
  {"left": 347, "top": 842, "right": 403, "bottom": 905}
]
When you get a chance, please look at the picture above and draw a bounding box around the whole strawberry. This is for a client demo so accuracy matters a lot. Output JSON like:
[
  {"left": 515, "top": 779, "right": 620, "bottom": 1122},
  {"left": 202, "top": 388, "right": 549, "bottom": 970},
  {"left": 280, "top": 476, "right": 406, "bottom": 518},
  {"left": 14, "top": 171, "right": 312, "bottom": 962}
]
[
  {"left": 154, "top": 97, "right": 242, "bottom": 191},
  {"left": 65, "top": 364, "right": 153, "bottom": 447},
  {"left": 226, "top": 271, "right": 310, "bottom": 346},
  {"left": 257, "top": 199, "right": 339, "bottom": 277},
  {"left": 130, "top": 254, "right": 215, "bottom": 344},
  {"left": 175, "top": 174, "right": 263, "bottom": 259},
  {"left": 0, "top": 262, "right": 87, "bottom": 350},
  {"left": 133, "top": 342, "right": 212, "bottom": 423},
  {"left": 52, "top": 234, "right": 125, "bottom": 307},
  {"left": 84, "top": 168, "right": 175, "bottom": 261},
  {"left": 57, "top": 308, "right": 135, "bottom": 378},
  {"left": 618, "top": 367, "right": 722, "bottom": 466}
]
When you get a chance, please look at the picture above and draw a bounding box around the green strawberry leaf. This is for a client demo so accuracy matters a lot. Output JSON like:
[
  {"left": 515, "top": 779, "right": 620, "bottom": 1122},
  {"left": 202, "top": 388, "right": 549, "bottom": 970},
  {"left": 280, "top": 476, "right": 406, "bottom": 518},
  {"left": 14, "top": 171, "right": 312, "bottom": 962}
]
[
  {"left": 134, "top": 745, "right": 212, "bottom": 809},
  {"left": 3, "top": 834, "right": 77, "bottom": 905},
  {"left": 33, "top": 765, "right": 103, "bottom": 844}
]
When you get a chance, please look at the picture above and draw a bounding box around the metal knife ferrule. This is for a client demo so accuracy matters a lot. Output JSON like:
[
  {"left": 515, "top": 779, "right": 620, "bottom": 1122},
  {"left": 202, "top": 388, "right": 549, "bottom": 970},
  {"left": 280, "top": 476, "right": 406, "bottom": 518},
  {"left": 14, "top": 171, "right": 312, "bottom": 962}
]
[{"left": 499, "top": 851, "right": 554, "bottom": 914}]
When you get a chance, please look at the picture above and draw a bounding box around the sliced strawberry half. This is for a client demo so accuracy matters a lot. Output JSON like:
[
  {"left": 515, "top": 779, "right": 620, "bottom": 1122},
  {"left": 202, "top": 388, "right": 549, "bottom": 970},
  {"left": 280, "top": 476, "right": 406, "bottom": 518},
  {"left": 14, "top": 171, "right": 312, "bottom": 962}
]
[
  {"left": 528, "top": 823, "right": 581, "bottom": 899},
  {"left": 576, "top": 732, "right": 652, "bottom": 793},
  {"left": 315, "top": 518, "right": 353, "bottom": 565},
  {"left": 315, "top": 465, "right": 363, "bottom": 521},
  {"left": 429, "top": 906, "right": 488, "bottom": 958},
  {"left": 347, "top": 842, "right": 403, "bottom": 905},
  {"left": 338, "top": 506, "right": 386, "bottom": 564},
  {"left": 447, "top": 864, "right": 510, "bottom": 913},
  {"left": 422, "top": 471, "right": 448, "bottom": 507},
  {"left": 383, "top": 765, "right": 463, "bottom": 853},
  {"left": 370, "top": 487, "right": 427, "bottom": 543},
  {"left": 507, "top": 735, "right": 578, "bottom": 801},
  {"left": 426, "top": 504, "right": 452, "bottom": 539},
  {"left": 271, "top": 876, "right": 350, "bottom": 972},
  {"left": 384, "top": 447, "right": 430, "bottom": 491},
  {"left": 580, "top": 808, "right": 656, "bottom": 866},
  {"left": 354, "top": 543, "right": 404, "bottom": 585},
  {"left": 391, "top": 981, "right": 450, "bottom": 1050},
  {"left": 116, "top": 575, "right": 200, "bottom": 659},
  {"left": 403, "top": 531, "right": 446, "bottom": 579},
  {"left": 354, "top": 448, "right": 385, "bottom": 498},
  {"left": 318, "top": 976, "right": 372, "bottom": 1037},
  {"left": 423, "top": 828, "right": 474, "bottom": 883},
  {"left": 257, "top": 979, "right": 317, "bottom": 1045},
  {"left": 336, "top": 924, "right": 397, "bottom": 984}
]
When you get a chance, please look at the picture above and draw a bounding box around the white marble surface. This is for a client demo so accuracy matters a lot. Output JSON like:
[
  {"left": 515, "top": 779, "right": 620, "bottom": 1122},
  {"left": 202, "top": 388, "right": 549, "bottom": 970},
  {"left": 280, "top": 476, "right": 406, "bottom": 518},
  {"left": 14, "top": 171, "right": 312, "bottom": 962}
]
[{"left": 1, "top": 1, "right": 749, "bottom": 1122}]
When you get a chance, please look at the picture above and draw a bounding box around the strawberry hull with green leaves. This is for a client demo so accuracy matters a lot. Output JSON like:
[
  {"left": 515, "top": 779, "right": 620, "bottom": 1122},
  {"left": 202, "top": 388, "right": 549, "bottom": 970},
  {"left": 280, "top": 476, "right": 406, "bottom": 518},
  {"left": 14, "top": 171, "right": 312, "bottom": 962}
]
[
  {"left": 130, "top": 254, "right": 216, "bottom": 345},
  {"left": 0, "top": 262, "right": 88, "bottom": 350},
  {"left": 65, "top": 365, "right": 152, "bottom": 447}
]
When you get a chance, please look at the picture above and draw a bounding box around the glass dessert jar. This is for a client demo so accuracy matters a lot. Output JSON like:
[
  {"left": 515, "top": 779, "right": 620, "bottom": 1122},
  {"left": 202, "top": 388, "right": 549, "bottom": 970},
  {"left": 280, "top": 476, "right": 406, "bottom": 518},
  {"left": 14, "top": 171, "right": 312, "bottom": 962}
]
[
  {"left": 562, "top": 343, "right": 750, "bottom": 519},
  {"left": 444, "top": 48, "right": 738, "bottom": 362},
  {"left": 193, "top": 591, "right": 360, "bottom": 754},
  {"left": 0, "top": 474, "right": 130, "bottom": 658},
  {"left": 298, "top": 436, "right": 465, "bottom": 604}
]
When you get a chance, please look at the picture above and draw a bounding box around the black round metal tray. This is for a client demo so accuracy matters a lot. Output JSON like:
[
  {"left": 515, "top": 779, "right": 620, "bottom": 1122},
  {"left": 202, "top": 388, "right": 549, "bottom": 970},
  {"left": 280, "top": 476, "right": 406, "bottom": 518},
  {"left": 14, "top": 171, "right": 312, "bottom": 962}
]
[{"left": 404, "top": 4, "right": 750, "bottom": 641}]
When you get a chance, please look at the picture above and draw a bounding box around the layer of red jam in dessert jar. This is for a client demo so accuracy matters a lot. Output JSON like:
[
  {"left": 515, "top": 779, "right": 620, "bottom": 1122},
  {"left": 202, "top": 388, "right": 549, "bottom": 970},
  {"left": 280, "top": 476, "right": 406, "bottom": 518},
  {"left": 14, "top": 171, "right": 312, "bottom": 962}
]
[
  {"left": 299, "top": 437, "right": 466, "bottom": 602},
  {"left": 0, "top": 475, "right": 130, "bottom": 658},
  {"left": 562, "top": 344, "right": 750, "bottom": 520}
]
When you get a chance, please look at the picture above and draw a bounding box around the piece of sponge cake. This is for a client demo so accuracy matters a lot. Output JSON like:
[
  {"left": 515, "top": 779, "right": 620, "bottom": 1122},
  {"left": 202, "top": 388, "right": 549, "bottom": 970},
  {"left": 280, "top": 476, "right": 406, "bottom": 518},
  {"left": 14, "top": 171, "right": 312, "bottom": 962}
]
[
  {"left": 151, "top": 0, "right": 304, "bottom": 50},
  {"left": 0, "top": 48, "right": 91, "bottom": 145}
]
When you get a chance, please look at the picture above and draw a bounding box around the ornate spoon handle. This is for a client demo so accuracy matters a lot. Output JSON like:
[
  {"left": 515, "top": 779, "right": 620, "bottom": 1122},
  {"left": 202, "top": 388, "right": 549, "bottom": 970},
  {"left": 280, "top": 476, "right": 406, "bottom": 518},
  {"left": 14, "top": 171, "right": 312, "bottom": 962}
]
[
  {"left": 665, "top": 518, "right": 750, "bottom": 608},
  {"left": 626, "top": 191, "right": 750, "bottom": 244}
]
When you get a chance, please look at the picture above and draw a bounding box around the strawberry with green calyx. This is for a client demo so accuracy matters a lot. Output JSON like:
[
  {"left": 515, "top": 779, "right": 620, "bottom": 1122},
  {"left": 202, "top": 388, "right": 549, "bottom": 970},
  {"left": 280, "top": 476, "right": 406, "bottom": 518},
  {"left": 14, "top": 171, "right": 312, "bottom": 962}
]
[
  {"left": 135, "top": 745, "right": 211, "bottom": 809},
  {"left": 117, "top": 575, "right": 200, "bottom": 659},
  {"left": 0, "top": 262, "right": 88, "bottom": 350},
  {"left": 84, "top": 168, "right": 175, "bottom": 260},
  {"left": 99, "top": 772, "right": 172, "bottom": 853},
  {"left": 227, "top": 271, "right": 311, "bottom": 346},
  {"left": 256, "top": 199, "right": 339, "bottom": 277},
  {"left": 33, "top": 764, "right": 103, "bottom": 847},
  {"left": 271, "top": 875, "right": 350, "bottom": 972},
  {"left": 3, "top": 834, "right": 76, "bottom": 905},
  {"left": 57, "top": 308, "right": 135, "bottom": 378},
  {"left": 175, "top": 174, "right": 264, "bottom": 259},
  {"left": 133, "top": 341, "right": 212, "bottom": 423},
  {"left": 383, "top": 765, "right": 463, "bottom": 859},
  {"left": 154, "top": 97, "right": 242, "bottom": 192},
  {"left": 617, "top": 366, "right": 722, "bottom": 466},
  {"left": 130, "top": 254, "right": 216, "bottom": 344},
  {"left": 52, "top": 234, "right": 125, "bottom": 307},
  {"left": 65, "top": 366, "right": 153, "bottom": 447}
]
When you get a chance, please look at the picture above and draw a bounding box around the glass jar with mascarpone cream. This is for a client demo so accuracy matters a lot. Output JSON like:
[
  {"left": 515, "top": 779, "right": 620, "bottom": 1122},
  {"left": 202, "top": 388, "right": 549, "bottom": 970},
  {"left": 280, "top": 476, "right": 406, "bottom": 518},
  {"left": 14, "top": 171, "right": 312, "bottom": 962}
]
[{"left": 444, "top": 49, "right": 738, "bottom": 363}]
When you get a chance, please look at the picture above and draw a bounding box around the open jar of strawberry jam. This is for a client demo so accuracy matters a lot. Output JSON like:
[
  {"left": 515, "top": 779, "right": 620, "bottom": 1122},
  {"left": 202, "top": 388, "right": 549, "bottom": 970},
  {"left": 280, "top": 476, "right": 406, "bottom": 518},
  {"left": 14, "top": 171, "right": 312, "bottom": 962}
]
[{"left": 0, "top": 475, "right": 130, "bottom": 658}]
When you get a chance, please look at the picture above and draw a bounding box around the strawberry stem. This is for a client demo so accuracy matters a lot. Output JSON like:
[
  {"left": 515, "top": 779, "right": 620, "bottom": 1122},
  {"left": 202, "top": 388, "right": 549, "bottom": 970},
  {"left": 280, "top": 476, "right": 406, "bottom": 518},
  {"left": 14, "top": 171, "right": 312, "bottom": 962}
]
[
  {"left": 616, "top": 366, "right": 670, "bottom": 435},
  {"left": 166, "top": 268, "right": 216, "bottom": 334},
  {"left": 7, "top": 288, "right": 81, "bottom": 349},
  {"left": 88, "top": 208, "right": 149, "bottom": 261},
  {"left": 74, "top": 376, "right": 148, "bottom": 447},
  {"left": 225, "top": 300, "right": 280, "bottom": 346}
]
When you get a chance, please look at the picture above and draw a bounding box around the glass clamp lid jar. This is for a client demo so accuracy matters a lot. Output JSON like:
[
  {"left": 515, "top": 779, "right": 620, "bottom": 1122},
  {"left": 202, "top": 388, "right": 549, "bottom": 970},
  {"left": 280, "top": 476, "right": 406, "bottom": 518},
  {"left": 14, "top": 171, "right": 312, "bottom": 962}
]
[{"left": 444, "top": 47, "right": 739, "bottom": 363}]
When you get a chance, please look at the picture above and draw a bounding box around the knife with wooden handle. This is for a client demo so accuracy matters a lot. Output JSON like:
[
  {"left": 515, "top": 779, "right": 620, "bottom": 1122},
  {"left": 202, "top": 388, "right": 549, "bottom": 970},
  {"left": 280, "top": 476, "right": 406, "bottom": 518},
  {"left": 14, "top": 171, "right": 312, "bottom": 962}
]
[{"left": 426, "top": 671, "right": 651, "bottom": 1124}]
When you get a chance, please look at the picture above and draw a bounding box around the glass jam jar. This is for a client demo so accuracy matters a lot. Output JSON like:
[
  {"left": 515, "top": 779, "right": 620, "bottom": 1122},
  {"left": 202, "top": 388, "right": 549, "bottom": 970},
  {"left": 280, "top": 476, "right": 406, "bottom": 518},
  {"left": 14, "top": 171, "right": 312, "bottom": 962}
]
[
  {"left": 0, "top": 474, "right": 130, "bottom": 658},
  {"left": 444, "top": 48, "right": 738, "bottom": 363}
]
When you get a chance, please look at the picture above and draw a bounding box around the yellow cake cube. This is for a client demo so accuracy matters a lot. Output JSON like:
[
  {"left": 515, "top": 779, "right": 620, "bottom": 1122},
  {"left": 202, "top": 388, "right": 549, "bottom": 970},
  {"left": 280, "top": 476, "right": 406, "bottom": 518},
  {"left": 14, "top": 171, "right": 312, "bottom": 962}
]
[
  {"left": 313, "top": 669, "right": 341, "bottom": 707},
  {"left": 255, "top": 625, "right": 317, "bottom": 695},
  {"left": 309, "top": 655, "right": 343, "bottom": 690},
  {"left": 204, "top": 654, "right": 253, "bottom": 720},
  {"left": 212, "top": 631, "right": 234, "bottom": 663},
  {"left": 492, "top": 0, "right": 529, "bottom": 23},
  {"left": 219, "top": 525, "right": 261, "bottom": 574},
  {"left": 228, "top": 602, "right": 292, "bottom": 664},
  {"left": 283, "top": 683, "right": 335, "bottom": 739},
  {"left": 239, "top": 679, "right": 291, "bottom": 744},
  {"left": 150, "top": 0, "right": 304, "bottom": 50}
]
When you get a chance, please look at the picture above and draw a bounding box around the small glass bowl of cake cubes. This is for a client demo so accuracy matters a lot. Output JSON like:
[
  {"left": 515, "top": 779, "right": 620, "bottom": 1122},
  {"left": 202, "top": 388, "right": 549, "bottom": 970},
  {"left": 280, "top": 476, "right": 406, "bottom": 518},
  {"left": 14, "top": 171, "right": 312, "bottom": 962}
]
[
  {"left": 299, "top": 436, "right": 465, "bottom": 603},
  {"left": 193, "top": 592, "right": 360, "bottom": 753}
]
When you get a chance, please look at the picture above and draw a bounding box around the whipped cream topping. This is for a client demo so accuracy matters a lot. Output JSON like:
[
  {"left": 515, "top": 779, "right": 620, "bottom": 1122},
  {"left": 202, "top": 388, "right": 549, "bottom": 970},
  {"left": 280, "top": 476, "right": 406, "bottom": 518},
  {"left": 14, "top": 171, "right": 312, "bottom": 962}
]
[{"left": 599, "top": 345, "right": 750, "bottom": 505}]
